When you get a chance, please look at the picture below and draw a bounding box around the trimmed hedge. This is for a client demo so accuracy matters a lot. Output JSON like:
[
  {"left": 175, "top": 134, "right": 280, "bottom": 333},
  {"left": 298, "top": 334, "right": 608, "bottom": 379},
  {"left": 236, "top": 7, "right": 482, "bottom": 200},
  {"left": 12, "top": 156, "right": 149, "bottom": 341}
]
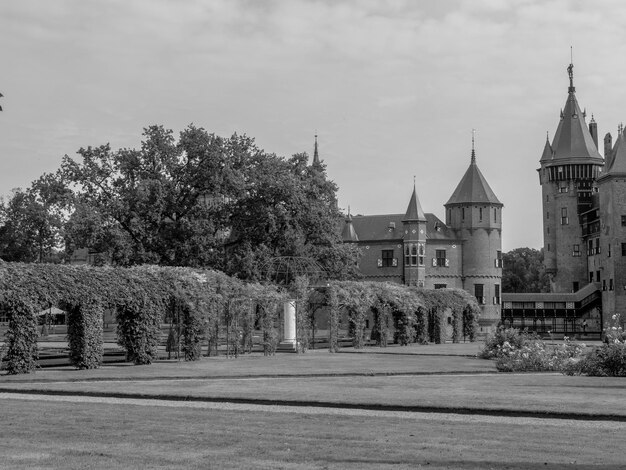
[
  {"left": 66, "top": 303, "right": 103, "bottom": 369},
  {"left": 2, "top": 293, "right": 38, "bottom": 374}
]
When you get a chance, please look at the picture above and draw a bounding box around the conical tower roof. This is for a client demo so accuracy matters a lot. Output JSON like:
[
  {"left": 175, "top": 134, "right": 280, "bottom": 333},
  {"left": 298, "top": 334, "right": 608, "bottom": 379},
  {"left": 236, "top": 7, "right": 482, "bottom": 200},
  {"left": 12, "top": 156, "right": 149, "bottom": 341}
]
[
  {"left": 403, "top": 184, "right": 426, "bottom": 222},
  {"left": 602, "top": 128, "right": 626, "bottom": 177},
  {"left": 341, "top": 211, "right": 359, "bottom": 242},
  {"left": 446, "top": 147, "right": 502, "bottom": 206},
  {"left": 540, "top": 132, "right": 553, "bottom": 163},
  {"left": 549, "top": 63, "right": 602, "bottom": 164}
]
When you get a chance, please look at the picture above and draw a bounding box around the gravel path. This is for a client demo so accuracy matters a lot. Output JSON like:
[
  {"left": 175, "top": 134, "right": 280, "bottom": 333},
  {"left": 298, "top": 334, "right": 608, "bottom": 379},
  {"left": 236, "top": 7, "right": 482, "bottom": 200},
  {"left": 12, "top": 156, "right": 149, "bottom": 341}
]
[{"left": 2, "top": 392, "right": 624, "bottom": 431}]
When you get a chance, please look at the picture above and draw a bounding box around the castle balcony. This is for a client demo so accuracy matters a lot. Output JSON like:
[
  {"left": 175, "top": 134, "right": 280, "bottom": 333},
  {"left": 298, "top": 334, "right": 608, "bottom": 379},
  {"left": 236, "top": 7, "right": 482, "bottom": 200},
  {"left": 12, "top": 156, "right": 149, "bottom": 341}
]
[{"left": 501, "top": 283, "right": 602, "bottom": 339}]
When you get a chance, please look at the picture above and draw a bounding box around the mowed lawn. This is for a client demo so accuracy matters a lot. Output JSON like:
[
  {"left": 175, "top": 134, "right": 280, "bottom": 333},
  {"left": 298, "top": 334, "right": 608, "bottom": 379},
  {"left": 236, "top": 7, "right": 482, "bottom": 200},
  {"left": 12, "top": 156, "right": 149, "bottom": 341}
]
[
  {"left": 1, "top": 345, "right": 624, "bottom": 418},
  {"left": 2, "top": 344, "right": 626, "bottom": 469},
  {"left": 2, "top": 397, "right": 626, "bottom": 470}
]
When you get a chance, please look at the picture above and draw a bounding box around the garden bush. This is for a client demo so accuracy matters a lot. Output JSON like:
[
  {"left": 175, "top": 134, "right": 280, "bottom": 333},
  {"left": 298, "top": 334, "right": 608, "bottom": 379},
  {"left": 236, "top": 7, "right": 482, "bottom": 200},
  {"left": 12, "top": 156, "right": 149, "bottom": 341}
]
[
  {"left": 564, "top": 314, "right": 626, "bottom": 376},
  {"left": 479, "top": 327, "right": 526, "bottom": 359},
  {"left": 570, "top": 343, "right": 626, "bottom": 376},
  {"left": 481, "top": 326, "right": 587, "bottom": 372}
]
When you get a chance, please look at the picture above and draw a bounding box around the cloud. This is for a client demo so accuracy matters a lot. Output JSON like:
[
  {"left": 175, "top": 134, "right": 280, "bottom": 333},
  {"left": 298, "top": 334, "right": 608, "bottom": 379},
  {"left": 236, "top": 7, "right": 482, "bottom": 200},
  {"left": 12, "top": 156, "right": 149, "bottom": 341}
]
[{"left": 3, "top": 0, "right": 626, "bottom": 250}]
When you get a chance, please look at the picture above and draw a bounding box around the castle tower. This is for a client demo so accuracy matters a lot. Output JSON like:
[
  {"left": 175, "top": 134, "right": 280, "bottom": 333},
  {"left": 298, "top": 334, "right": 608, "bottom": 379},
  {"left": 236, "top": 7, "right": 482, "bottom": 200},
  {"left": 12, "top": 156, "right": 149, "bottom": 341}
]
[
  {"left": 445, "top": 136, "right": 503, "bottom": 332},
  {"left": 597, "top": 128, "right": 626, "bottom": 317},
  {"left": 538, "top": 62, "right": 604, "bottom": 293},
  {"left": 402, "top": 184, "right": 427, "bottom": 287}
]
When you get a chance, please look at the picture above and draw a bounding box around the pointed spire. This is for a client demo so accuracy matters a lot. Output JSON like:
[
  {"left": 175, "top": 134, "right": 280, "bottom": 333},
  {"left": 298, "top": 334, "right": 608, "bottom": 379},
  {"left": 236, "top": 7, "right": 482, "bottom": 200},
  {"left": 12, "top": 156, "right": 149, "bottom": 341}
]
[
  {"left": 540, "top": 131, "right": 553, "bottom": 163},
  {"left": 548, "top": 62, "right": 603, "bottom": 163},
  {"left": 341, "top": 206, "right": 359, "bottom": 242},
  {"left": 446, "top": 150, "right": 502, "bottom": 206},
  {"left": 312, "top": 134, "right": 321, "bottom": 166},
  {"left": 567, "top": 51, "right": 575, "bottom": 93},
  {"left": 471, "top": 128, "right": 477, "bottom": 164},
  {"left": 403, "top": 183, "right": 427, "bottom": 222}
]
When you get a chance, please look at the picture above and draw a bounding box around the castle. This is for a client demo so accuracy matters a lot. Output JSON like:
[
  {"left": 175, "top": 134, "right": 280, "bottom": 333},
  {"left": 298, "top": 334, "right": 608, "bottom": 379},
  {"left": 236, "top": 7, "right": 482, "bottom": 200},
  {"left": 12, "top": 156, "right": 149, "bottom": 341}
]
[
  {"left": 341, "top": 139, "right": 503, "bottom": 334},
  {"left": 501, "top": 62, "right": 626, "bottom": 337}
]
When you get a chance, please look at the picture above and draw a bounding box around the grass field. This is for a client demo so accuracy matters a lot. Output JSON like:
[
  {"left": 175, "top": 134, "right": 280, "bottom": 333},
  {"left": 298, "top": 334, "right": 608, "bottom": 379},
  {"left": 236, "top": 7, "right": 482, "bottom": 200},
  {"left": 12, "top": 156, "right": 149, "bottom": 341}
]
[
  {"left": 1, "top": 343, "right": 625, "bottom": 469},
  {"left": 2, "top": 396, "right": 625, "bottom": 469}
]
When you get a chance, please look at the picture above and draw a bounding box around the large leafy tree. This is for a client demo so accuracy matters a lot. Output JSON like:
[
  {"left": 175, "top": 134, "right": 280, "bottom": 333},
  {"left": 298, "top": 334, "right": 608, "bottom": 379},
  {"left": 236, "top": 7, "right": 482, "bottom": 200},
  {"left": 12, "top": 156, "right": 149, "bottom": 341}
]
[
  {"left": 502, "top": 247, "right": 550, "bottom": 293},
  {"left": 226, "top": 153, "right": 361, "bottom": 280},
  {"left": 61, "top": 125, "right": 249, "bottom": 267},
  {"left": 0, "top": 174, "right": 68, "bottom": 262},
  {"left": 60, "top": 125, "right": 359, "bottom": 277}
]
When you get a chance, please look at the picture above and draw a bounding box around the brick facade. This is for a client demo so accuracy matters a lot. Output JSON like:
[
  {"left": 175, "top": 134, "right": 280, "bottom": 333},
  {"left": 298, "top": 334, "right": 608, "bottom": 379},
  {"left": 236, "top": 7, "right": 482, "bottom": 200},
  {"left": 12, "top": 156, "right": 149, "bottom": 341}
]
[{"left": 343, "top": 154, "right": 503, "bottom": 333}]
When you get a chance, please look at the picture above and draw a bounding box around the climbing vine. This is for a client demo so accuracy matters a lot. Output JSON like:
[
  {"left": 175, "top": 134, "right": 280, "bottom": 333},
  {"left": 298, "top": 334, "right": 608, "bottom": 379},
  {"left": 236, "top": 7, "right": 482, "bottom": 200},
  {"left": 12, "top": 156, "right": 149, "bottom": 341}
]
[
  {"left": 327, "top": 284, "right": 340, "bottom": 353},
  {"left": 0, "top": 263, "right": 284, "bottom": 373}
]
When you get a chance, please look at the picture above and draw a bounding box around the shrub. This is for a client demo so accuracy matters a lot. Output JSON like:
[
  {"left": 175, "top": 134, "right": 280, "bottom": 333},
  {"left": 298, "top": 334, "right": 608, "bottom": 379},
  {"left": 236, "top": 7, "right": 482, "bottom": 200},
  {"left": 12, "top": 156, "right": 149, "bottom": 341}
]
[
  {"left": 495, "top": 339, "right": 548, "bottom": 372},
  {"left": 481, "top": 326, "right": 588, "bottom": 373},
  {"left": 479, "top": 327, "right": 526, "bottom": 359},
  {"left": 570, "top": 343, "right": 626, "bottom": 377},
  {"left": 604, "top": 313, "right": 626, "bottom": 343},
  {"left": 565, "top": 313, "right": 626, "bottom": 376},
  {"left": 494, "top": 336, "right": 586, "bottom": 372}
]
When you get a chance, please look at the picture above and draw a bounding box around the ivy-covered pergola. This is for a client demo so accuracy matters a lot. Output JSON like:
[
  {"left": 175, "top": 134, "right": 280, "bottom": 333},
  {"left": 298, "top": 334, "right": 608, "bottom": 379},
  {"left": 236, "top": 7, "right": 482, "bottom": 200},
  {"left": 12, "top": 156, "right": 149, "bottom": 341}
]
[
  {"left": 0, "top": 263, "right": 480, "bottom": 375},
  {"left": 0, "top": 263, "right": 285, "bottom": 374}
]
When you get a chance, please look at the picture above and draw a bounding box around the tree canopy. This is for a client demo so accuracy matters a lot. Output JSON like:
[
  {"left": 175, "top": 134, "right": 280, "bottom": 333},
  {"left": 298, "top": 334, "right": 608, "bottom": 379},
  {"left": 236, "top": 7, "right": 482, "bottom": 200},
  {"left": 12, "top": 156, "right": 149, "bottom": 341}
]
[
  {"left": 0, "top": 124, "right": 362, "bottom": 279},
  {"left": 502, "top": 247, "right": 550, "bottom": 293},
  {"left": 0, "top": 174, "right": 69, "bottom": 263}
]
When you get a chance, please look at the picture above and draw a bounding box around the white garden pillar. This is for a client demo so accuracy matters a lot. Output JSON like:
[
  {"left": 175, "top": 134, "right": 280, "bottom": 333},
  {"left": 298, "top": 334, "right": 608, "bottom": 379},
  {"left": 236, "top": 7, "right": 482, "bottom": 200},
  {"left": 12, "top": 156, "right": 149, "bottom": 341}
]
[{"left": 283, "top": 300, "right": 296, "bottom": 344}]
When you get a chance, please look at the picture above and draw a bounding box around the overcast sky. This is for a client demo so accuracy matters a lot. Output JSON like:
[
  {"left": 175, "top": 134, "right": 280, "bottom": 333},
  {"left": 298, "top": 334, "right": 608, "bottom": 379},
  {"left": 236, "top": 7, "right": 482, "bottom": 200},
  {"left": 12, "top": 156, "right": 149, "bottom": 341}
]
[{"left": 2, "top": 0, "right": 626, "bottom": 251}]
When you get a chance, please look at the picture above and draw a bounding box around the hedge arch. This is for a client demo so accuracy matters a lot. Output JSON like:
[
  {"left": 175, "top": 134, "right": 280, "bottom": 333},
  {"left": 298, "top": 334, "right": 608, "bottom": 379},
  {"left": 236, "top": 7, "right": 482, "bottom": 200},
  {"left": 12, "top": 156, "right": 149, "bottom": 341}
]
[
  {"left": 331, "top": 281, "right": 376, "bottom": 349},
  {"left": 326, "top": 281, "right": 479, "bottom": 347},
  {"left": 0, "top": 263, "right": 284, "bottom": 373},
  {"left": 415, "top": 288, "right": 480, "bottom": 343}
]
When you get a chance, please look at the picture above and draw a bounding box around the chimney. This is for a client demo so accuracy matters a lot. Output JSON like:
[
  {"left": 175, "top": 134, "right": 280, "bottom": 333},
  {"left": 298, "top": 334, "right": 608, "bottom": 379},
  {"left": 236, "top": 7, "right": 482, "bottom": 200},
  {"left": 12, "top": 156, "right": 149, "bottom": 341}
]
[
  {"left": 589, "top": 116, "right": 598, "bottom": 149},
  {"left": 604, "top": 132, "right": 612, "bottom": 160}
]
